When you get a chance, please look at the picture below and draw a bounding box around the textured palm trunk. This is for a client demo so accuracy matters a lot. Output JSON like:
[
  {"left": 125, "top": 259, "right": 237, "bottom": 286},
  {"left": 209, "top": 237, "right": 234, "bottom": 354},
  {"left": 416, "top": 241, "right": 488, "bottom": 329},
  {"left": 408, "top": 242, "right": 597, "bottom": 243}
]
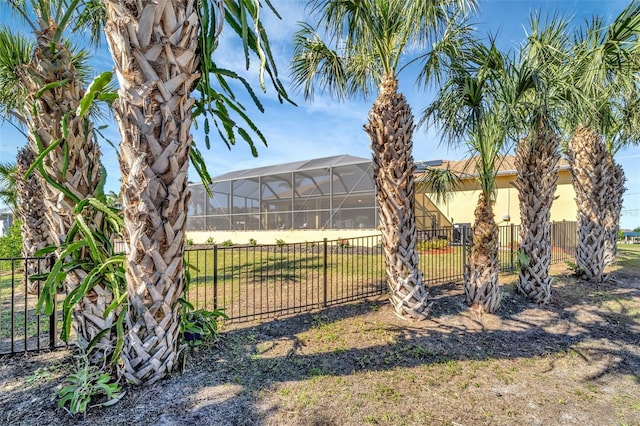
[
  {"left": 105, "top": 0, "right": 201, "bottom": 384},
  {"left": 19, "top": 23, "right": 116, "bottom": 356},
  {"left": 566, "top": 126, "right": 609, "bottom": 283},
  {"left": 364, "top": 76, "right": 429, "bottom": 320},
  {"left": 465, "top": 192, "right": 501, "bottom": 313},
  {"left": 603, "top": 161, "right": 625, "bottom": 266},
  {"left": 513, "top": 126, "right": 559, "bottom": 304},
  {"left": 15, "top": 146, "right": 55, "bottom": 295}
]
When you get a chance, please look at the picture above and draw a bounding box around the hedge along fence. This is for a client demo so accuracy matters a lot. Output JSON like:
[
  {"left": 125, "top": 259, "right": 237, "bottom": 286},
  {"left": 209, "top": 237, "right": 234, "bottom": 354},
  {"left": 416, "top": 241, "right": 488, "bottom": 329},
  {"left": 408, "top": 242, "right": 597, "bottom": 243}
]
[{"left": 0, "top": 222, "right": 577, "bottom": 355}]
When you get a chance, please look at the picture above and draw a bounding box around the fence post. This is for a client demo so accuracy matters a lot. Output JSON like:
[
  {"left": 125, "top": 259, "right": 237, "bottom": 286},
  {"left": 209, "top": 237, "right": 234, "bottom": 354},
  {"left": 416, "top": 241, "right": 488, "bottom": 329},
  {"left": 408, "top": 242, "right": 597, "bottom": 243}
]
[
  {"left": 48, "top": 255, "right": 56, "bottom": 350},
  {"left": 213, "top": 244, "right": 218, "bottom": 310},
  {"left": 510, "top": 223, "right": 515, "bottom": 272},
  {"left": 461, "top": 226, "right": 468, "bottom": 276},
  {"left": 322, "top": 238, "right": 328, "bottom": 308}
]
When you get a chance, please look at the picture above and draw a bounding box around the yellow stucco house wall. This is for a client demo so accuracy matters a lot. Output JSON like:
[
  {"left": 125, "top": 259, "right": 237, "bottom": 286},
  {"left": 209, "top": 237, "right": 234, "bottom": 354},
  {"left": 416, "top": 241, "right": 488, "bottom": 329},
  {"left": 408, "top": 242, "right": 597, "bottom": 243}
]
[
  {"left": 416, "top": 156, "right": 577, "bottom": 227},
  {"left": 185, "top": 155, "right": 577, "bottom": 244}
]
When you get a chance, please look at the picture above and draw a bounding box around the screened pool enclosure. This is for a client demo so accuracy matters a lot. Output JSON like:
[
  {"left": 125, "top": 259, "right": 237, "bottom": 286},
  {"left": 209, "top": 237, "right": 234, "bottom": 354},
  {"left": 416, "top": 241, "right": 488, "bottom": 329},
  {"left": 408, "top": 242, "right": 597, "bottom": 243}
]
[
  {"left": 186, "top": 154, "right": 449, "bottom": 233},
  {"left": 187, "top": 155, "right": 378, "bottom": 231}
]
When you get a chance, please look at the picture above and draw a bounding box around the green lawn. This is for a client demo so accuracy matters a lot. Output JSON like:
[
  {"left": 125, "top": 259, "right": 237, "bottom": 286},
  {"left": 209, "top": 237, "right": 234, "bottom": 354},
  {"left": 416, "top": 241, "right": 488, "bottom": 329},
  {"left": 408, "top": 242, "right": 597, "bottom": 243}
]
[
  {"left": 617, "top": 243, "right": 640, "bottom": 270},
  {"left": 181, "top": 243, "right": 560, "bottom": 317}
]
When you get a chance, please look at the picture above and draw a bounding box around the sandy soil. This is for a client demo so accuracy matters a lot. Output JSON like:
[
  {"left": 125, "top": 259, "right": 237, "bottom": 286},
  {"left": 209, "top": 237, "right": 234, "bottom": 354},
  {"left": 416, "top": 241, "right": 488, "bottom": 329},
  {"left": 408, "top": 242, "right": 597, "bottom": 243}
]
[{"left": 1, "top": 263, "right": 639, "bottom": 426}]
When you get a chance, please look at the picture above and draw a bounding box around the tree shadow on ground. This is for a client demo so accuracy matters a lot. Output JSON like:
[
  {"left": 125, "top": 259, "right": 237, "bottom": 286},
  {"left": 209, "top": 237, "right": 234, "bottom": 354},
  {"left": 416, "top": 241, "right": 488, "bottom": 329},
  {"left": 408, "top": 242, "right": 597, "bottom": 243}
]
[{"left": 2, "top": 261, "right": 639, "bottom": 425}]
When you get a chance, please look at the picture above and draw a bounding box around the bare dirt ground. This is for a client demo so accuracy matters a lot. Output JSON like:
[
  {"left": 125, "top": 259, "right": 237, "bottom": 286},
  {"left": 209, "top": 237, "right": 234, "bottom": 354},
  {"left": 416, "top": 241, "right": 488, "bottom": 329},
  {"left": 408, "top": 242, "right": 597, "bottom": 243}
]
[{"left": 1, "top": 254, "right": 639, "bottom": 426}]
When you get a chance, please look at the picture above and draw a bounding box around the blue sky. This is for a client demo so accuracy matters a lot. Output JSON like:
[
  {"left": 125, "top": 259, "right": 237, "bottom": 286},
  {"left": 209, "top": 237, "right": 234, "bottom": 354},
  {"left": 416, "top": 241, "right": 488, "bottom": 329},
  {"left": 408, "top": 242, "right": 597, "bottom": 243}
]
[{"left": 0, "top": 0, "right": 639, "bottom": 229}]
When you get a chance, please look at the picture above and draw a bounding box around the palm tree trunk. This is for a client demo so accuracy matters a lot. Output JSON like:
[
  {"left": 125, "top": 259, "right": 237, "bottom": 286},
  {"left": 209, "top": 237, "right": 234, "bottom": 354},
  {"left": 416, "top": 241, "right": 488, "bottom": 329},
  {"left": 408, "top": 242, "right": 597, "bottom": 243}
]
[
  {"left": 465, "top": 192, "right": 501, "bottom": 313},
  {"left": 567, "top": 126, "right": 608, "bottom": 283},
  {"left": 104, "top": 0, "right": 201, "bottom": 384},
  {"left": 364, "top": 76, "right": 429, "bottom": 320},
  {"left": 19, "top": 23, "right": 116, "bottom": 358},
  {"left": 15, "top": 146, "right": 54, "bottom": 295},
  {"left": 514, "top": 126, "right": 560, "bottom": 304},
  {"left": 603, "top": 161, "right": 625, "bottom": 266}
]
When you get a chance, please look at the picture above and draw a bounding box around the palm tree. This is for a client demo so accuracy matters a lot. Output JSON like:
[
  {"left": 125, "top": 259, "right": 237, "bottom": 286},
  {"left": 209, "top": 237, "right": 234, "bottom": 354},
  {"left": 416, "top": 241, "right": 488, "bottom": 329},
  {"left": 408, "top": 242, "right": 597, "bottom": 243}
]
[
  {"left": 510, "top": 16, "right": 572, "bottom": 304},
  {"left": 563, "top": 2, "right": 640, "bottom": 282},
  {"left": 424, "top": 40, "right": 509, "bottom": 313},
  {"left": 566, "top": 126, "right": 610, "bottom": 282},
  {"left": 5, "top": 1, "right": 118, "bottom": 358},
  {"left": 601, "top": 95, "right": 640, "bottom": 265},
  {"left": 0, "top": 28, "right": 56, "bottom": 294},
  {"left": 291, "top": 0, "right": 475, "bottom": 320},
  {"left": 103, "top": 0, "right": 290, "bottom": 384},
  {"left": 15, "top": 148, "right": 60, "bottom": 294}
]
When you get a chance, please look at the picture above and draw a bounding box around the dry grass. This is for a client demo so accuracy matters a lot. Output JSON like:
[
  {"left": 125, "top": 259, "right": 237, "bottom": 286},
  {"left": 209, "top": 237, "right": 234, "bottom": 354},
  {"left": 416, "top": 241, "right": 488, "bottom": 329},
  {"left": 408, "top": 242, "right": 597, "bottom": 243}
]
[{"left": 1, "top": 248, "right": 639, "bottom": 426}]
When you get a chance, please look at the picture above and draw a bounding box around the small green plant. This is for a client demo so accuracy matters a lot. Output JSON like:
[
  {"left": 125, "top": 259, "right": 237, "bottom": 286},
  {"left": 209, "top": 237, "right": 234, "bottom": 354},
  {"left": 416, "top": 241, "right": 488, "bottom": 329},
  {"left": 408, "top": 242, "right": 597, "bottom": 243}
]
[
  {"left": 249, "top": 238, "right": 258, "bottom": 246},
  {"left": 337, "top": 238, "right": 350, "bottom": 248},
  {"left": 566, "top": 260, "right": 584, "bottom": 275},
  {"left": 185, "top": 238, "right": 194, "bottom": 246},
  {"left": 275, "top": 238, "right": 287, "bottom": 247},
  {"left": 516, "top": 249, "right": 530, "bottom": 271},
  {"left": 178, "top": 262, "right": 227, "bottom": 348},
  {"left": 57, "top": 353, "right": 124, "bottom": 415},
  {"left": 221, "top": 239, "right": 234, "bottom": 247},
  {"left": 179, "top": 303, "right": 228, "bottom": 347},
  {"left": 205, "top": 236, "right": 215, "bottom": 245}
]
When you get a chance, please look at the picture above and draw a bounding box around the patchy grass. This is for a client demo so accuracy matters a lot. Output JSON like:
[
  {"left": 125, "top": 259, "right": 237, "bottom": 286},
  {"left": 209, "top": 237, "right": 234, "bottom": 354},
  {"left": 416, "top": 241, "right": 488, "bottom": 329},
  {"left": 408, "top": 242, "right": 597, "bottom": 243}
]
[
  {"left": 616, "top": 244, "right": 640, "bottom": 270},
  {"left": 1, "top": 247, "right": 638, "bottom": 425}
]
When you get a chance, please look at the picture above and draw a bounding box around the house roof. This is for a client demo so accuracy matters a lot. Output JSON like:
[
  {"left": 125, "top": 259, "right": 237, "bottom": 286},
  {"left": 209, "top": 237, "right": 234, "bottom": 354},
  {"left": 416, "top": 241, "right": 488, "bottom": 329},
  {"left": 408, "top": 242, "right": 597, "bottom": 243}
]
[{"left": 416, "top": 155, "right": 570, "bottom": 179}]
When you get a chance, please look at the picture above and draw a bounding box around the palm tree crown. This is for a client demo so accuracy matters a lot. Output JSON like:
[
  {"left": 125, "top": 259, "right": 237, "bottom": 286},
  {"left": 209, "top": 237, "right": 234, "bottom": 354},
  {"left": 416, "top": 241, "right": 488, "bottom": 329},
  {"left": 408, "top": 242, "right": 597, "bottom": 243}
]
[{"left": 292, "top": 0, "right": 475, "bottom": 99}]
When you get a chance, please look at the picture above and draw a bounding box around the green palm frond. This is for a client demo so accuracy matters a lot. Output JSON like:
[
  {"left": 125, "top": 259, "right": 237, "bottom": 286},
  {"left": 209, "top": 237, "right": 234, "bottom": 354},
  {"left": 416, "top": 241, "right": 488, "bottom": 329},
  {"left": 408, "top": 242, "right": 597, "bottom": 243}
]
[
  {"left": 419, "top": 166, "right": 461, "bottom": 204},
  {"left": 72, "top": 0, "right": 107, "bottom": 47},
  {"left": 472, "top": 113, "right": 506, "bottom": 198},
  {"left": 192, "top": 0, "right": 294, "bottom": 168},
  {"left": 565, "top": 0, "right": 640, "bottom": 140},
  {"left": 0, "top": 27, "right": 33, "bottom": 122},
  {"left": 415, "top": 10, "right": 475, "bottom": 87},
  {"left": 7, "top": 0, "right": 98, "bottom": 43},
  {"left": 423, "top": 36, "right": 511, "bottom": 198},
  {"left": 0, "top": 161, "right": 18, "bottom": 211},
  {"left": 291, "top": 23, "right": 350, "bottom": 101}
]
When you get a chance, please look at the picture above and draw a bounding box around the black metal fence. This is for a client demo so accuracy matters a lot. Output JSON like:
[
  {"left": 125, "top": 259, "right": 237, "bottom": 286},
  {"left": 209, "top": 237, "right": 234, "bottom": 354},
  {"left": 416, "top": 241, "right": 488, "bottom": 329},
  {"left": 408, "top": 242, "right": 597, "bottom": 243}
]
[
  {"left": 1, "top": 221, "right": 577, "bottom": 355},
  {"left": 185, "top": 234, "right": 386, "bottom": 322},
  {"left": 0, "top": 256, "right": 64, "bottom": 355}
]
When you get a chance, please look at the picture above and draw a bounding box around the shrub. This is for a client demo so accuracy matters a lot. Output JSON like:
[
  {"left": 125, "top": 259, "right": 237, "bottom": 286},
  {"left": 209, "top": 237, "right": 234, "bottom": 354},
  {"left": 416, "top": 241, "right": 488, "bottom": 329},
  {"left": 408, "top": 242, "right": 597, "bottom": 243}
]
[
  {"left": 0, "top": 220, "right": 22, "bottom": 259},
  {"left": 417, "top": 238, "right": 448, "bottom": 251},
  {"left": 275, "top": 238, "right": 287, "bottom": 247},
  {"left": 221, "top": 239, "right": 234, "bottom": 247},
  {"left": 205, "top": 236, "right": 215, "bottom": 245},
  {"left": 249, "top": 238, "right": 257, "bottom": 246}
]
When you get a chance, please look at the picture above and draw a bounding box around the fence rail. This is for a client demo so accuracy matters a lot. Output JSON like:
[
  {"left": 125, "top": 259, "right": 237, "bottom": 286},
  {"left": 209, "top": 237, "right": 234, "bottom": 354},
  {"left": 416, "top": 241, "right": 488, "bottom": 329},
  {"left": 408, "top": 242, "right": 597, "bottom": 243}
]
[{"left": 1, "top": 221, "right": 577, "bottom": 355}]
